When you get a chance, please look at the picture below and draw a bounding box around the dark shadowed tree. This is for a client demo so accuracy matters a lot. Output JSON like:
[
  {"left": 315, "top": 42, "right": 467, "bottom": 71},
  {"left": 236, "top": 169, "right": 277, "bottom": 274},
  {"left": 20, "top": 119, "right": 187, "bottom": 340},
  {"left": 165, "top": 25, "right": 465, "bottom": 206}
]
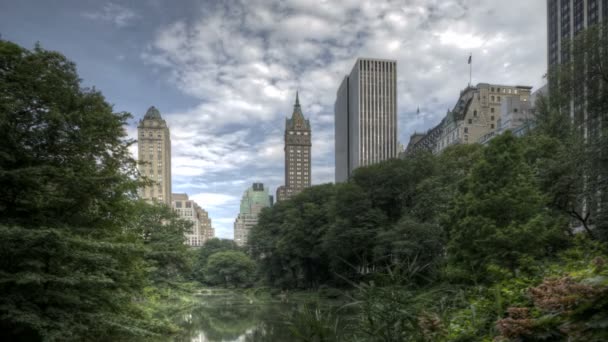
[{"left": 0, "top": 41, "right": 166, "bottom": 340}]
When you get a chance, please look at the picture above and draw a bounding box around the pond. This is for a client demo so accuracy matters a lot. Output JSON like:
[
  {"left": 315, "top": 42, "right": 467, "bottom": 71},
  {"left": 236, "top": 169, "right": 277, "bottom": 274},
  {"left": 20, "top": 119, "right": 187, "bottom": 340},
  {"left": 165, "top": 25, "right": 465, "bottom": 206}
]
[{"left": 172, "top": 289, "right": 353, "bottom": 342}]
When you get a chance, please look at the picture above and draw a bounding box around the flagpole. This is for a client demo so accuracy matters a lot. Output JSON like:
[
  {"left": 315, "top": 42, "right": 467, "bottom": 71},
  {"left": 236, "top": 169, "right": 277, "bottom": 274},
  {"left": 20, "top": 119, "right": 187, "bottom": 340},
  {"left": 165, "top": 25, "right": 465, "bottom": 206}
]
[{"left": 469, "top": 53, "right": 472, "bottom": 86}]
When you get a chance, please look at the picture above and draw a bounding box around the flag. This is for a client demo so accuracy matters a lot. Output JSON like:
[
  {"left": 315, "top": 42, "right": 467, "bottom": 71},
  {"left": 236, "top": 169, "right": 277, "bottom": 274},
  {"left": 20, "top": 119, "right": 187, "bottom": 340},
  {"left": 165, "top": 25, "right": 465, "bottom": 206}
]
[{"left": 468, "top": 54, "right": 472, "bottom": 64}]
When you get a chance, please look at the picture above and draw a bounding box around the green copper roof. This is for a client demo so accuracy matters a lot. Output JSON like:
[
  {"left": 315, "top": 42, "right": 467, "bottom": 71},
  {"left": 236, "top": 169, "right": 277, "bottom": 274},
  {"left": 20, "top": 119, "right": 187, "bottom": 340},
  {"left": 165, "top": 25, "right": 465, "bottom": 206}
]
[
  {"left": 144, "top": 106, "right": 162, "bottom": 120},
  {"left": 239, "top": 183, "right": 271, "bottom": 216}
]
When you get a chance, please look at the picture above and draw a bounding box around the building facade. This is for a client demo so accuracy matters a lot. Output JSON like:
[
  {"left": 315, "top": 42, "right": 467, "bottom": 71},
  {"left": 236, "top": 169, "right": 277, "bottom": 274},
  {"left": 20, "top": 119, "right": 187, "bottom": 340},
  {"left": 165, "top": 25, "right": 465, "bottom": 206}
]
[
  {"left": 276, "top": 93, "right": 311, "bottom": 202},
  {"left": 403, "top": 121, "right": 444, "bottom": 156},
  {"left": 547, "top": 0, "right": 606, "bottom": 136},
  {"left": 335, "top": 58, "right": 398, "bottom": 183},
  {"left": 234, "top": 183, "right": 272, "bottom": 247},
  {"left": 138, "top": 106, "right": 172, "bottom": 205},
  {"left": 434, "top": 83, "right": 532, "bottom": 153},
  {"left": 547, "top": 0, "right": 606, "bottom": 68},
  {"left": 172, "top": 193, "right": 214, "bottom": 247}
]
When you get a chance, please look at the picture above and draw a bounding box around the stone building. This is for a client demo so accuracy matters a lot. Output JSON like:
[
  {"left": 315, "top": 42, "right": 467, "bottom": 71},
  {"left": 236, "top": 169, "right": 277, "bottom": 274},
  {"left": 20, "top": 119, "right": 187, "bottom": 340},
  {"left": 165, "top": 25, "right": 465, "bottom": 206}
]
[
  {"left": 234, "top": 183, "right": 272, "bottom": 247},
  {"left": 435, "top": 83, "right": 532, "bottom": 153},
  {"left": 335, "top": 58, "right": 398, "bottom": 182},
  {"left": 403, "top": 121, "right": 444, "bottom": 156},
  {"left": 138, "top": 106, "right": 172, "bottom": 206},
  {"left": 172, "top": 193, "right": 214, "bottom": 247},
  {"left": 276, "top": 92, "right": 311, "bottom": 202}
]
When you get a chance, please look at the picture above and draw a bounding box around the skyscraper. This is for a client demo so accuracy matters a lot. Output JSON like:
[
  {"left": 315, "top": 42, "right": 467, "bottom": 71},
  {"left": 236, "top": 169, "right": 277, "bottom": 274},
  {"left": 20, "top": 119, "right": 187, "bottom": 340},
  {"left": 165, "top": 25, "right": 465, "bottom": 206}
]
[
  {"left": 138, "top": 106, "right": 171, "bottom": 205},
  {"left": 276, "top": 92, "right": 311, "bottom": 202},
  {"left": 547, "top": 0, "right": 606, "bottom": 133},
  {"left": 547, "top": 0, "right": 606, "bottom": 68},
  {"left": 172, "top": 193, "right": 214, "bottom": 247},
  {"left": 234, "top": 183, "right": 272, "bottom": 247},
  {"left": 335, "top": 58, "right": 398, "bottom": 183}
]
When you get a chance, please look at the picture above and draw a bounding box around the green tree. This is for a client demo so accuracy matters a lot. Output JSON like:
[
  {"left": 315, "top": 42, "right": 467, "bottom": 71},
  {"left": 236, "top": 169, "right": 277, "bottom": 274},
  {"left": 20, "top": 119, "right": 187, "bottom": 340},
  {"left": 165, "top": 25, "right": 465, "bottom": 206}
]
[
  {"left": 204, "top": 251, "right": 256, "bottom": 287},
  {"left": 324, "top": 182, "right": 387, "bottom": 281},
  {"left": 128, "top": 201, "right": 192, "bottom": 285},
  {"left": 0, "top": 41, "right": 163, "bottom": 340},
  {"left": 447, "top": 132, "right": 568, "bottom": 281},
  {"left": 192, "top": 238, "right": 239, "bottom": 283}
]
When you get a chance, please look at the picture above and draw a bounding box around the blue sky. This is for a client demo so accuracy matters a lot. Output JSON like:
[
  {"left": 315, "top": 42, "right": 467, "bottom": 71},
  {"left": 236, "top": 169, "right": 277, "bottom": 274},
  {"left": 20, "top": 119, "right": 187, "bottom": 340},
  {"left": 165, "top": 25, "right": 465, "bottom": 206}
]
[{"left": 0, "top": 0, "right": 547, "bottom": 239}]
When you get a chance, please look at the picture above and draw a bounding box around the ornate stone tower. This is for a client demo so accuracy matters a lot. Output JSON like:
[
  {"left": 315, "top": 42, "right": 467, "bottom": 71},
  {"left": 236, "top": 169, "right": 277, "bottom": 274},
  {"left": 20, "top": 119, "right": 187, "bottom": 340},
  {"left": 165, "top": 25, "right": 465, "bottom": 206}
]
[
  {"left": 276, "top": 92, "right": 311, "bottom": 202},
  {"left": 137, "top": 106, "right": 172, "bottom": 206}
]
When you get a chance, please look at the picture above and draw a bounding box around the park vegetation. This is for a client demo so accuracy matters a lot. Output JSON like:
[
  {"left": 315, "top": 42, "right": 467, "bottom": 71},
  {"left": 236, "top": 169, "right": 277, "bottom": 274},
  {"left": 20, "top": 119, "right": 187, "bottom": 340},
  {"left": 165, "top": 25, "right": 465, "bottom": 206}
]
[
  {"left": 1, "top": 21, "right": 607, "bottom": 342},
  {"left": 247, "top": 22, "right": 608, "bottom": 341},
  {"left": 0, "top": 40, "right": 196, "bottom": 341}
]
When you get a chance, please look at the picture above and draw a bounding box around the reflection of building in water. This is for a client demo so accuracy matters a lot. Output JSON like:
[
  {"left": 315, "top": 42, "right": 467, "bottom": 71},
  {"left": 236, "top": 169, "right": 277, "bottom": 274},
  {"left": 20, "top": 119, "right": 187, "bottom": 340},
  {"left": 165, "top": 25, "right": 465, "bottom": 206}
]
[{"left": 234, "top": 183, "right": 273, "bottom": 247}]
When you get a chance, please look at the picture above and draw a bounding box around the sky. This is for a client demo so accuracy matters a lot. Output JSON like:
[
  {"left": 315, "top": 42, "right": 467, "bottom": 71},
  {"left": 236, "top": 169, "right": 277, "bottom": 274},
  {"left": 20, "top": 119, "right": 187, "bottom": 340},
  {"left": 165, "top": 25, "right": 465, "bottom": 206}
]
[{"left": 0, "top": 0, "right": 547, "bottom": 239}]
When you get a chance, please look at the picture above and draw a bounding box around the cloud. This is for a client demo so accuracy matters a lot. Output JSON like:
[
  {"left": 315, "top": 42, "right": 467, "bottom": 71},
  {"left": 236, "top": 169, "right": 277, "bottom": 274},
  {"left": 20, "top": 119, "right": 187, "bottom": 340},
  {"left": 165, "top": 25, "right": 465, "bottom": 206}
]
[
  {"left": 83, "top": 3, "right": 140, "bottom": 28},
  {"left": 133, "top": 0, "right": 547, "bottom": 240},
  {"left": 189, "top": 193, "right": 238, "bottom": 209}
]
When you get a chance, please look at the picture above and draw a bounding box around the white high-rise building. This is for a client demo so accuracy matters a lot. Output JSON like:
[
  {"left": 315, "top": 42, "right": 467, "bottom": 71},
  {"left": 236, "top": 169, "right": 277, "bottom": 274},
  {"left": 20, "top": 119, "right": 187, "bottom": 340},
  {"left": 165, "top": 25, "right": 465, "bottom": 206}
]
[
  {"left": 335, "top": 58, "right": 398, "bottom": 183},
  {"left": 172, "top": 193, "right": 214, "bottom": 247}
]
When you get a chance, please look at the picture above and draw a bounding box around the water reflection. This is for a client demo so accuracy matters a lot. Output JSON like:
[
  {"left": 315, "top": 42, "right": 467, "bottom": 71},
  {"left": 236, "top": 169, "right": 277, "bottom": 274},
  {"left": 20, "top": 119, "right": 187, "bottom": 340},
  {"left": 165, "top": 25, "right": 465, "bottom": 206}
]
[{"left": 173, "top": 291, "right": 326, "bottom": 342}]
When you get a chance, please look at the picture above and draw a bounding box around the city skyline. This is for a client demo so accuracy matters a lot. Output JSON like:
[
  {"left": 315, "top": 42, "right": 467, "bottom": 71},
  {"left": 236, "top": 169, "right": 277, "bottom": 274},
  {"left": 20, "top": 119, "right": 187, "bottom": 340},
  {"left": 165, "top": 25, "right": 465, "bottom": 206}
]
[{"left": 0, "top": 0, "right": 548, "bottom": 238}]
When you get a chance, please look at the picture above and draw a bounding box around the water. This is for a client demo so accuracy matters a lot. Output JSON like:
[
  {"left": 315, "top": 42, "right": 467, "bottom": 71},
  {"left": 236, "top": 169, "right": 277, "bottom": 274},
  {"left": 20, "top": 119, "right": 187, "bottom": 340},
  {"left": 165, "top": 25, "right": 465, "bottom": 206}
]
[{"left": 173, "top": 289, "right": 350, "bottom": 342}]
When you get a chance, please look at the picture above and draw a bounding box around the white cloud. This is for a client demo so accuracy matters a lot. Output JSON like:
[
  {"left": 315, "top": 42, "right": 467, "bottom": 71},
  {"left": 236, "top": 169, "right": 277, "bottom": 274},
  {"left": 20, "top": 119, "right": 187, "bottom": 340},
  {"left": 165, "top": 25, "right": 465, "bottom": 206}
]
[
  {"left": 83, "top": 3, "right": 140, "bottom": 28},
  {"left": 133, "top": 0, "right": 547, "bottom": 241},
  {"left": 189, "top": 193, "right": 238, "bottom": 209}
]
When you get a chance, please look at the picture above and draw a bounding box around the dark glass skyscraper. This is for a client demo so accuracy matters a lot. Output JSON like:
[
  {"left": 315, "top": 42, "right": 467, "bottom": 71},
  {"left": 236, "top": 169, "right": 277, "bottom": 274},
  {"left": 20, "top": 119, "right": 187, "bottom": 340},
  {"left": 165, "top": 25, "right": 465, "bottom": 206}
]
[{"left": 547, "top": 0, "right": 606, "bottom": 68}]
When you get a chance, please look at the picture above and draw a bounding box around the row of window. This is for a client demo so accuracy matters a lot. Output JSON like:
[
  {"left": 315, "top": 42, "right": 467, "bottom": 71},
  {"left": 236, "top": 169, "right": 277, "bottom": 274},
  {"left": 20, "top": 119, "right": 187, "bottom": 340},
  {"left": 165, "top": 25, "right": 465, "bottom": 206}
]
[
  {"left": 490, "top": 87, "right": 518, "bottom": 94},
  {"left": 174, "top": 201, "right": 192, "bottom": 208},
  {"left": 288, "top": 131, "right": 309, "bottom": 135}
]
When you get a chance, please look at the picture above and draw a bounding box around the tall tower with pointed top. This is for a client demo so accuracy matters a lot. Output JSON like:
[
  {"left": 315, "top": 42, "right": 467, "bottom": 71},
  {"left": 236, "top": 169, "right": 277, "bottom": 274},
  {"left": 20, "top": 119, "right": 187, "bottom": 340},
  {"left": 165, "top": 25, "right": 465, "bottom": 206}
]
[
  {"left": 276, "top": 92, "right": 312, "bottom": 202},
  {"left": 137, "top": 106, "right": 172, "bottom": 206}
]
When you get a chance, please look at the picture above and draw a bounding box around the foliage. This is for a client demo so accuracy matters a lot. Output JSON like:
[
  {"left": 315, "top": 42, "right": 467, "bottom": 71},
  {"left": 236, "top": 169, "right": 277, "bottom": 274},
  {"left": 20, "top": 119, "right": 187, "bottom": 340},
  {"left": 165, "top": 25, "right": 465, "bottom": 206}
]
[
  {"left": 127, "top": 201, "right": 192, "bottom": 285},
  {"left": 447, "top": 132, "right": 568, "bottom": 281},
  {"left": 204, "top": 251, "right": 256, "bottom": 287},
  {"left": 192, "top": 238, "right": 239, "bottom": 283},
  {"left": 0, "top": 40, "right": 191, "bottom": 340}
]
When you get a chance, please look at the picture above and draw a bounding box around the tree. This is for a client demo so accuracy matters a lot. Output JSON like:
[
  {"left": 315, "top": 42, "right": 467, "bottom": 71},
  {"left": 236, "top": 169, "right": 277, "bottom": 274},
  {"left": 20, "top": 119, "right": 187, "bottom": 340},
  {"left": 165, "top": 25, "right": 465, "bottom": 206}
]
[
  {"left": 192, "top": 238, "right": 239, "bottom": 283},
  {"left": 204, "top": 251, "right": 256, "bottom": 287},
  {"left": 324, "top": 182, "right": 387, "bottom": 281},
  {"left": 544, "top": 21, "right": 608, "bottom": 240},
  {"left": 0, "top": 41, "right": 161, "bottom": 340},
  {"left": 446, "top": 132, "right": 568, "bottom": 281},
  {"left": 127, "top": 201, "right": 192, "bottom": 285}
]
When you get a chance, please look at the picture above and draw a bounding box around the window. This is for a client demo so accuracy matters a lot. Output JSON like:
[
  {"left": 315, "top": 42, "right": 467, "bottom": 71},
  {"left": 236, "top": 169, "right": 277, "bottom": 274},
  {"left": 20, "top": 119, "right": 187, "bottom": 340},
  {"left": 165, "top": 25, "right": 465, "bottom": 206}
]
[
  {"left": 497, "top": 96, "right": 501, "bottom": 102},
  {"left": 464, "top": 127, "right": 468, "bottom": 133},
  {"left": 514, "top": 108, "right": 518, "bottom": 113},
  {"left": 175, "top": 201, "right": 182, "bottom": 208},
  {"left": 473, "top": 110, "right": 477, "bottom": 117},
  {"left": 491, "top": 124, "right": 495, "bottom": 129},
  {"left": 468, "top": 119, "right": 472, "bottom": 124},
  {"left": 186, "top": 202, "right": 191, "bottom": 208},
  {"left": 497, "top": 88, "right": 501, "bottom": 92},
  {"left": 491, "top": 108, "right": 495, "bottom": 113},
  {"left": 491, "top": 87, "right": 495, "bottom": 92},
  {"left": 491, "top": 116, "right": 495, "bottom": 121},
  {"left": 491, "top": 96, "right": 495, "bottom": 101}
]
